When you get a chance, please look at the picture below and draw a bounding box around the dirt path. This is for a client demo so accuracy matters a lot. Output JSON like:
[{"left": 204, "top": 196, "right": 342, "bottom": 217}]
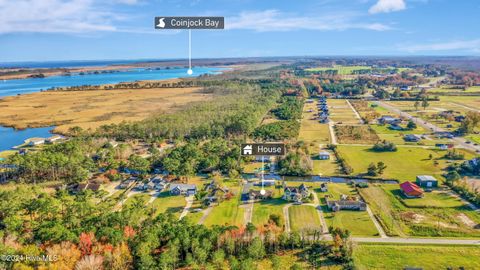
[
  {"left": 311, "top": 193, "right": 329, "bottom": 234},
  {"left": 179, "top": 196, "right": 194, "bottom": 220},
  {"left": 197, "top": 206, "right": 214, "bottom": 225},
  {"left": 366, "top": 205, "right": 388, "bottom": 238},
  {"left": 346, "top": 99, "right": 363, "bottom": 124},
  {"left": 283, "top": 203, "right": 293, "bottom": 232},
  {"left": 328, "top": 121, "right": 337, "bottom": 145},
  {"left": 241, "top": 201, "right": 254, "bottom": 225}
]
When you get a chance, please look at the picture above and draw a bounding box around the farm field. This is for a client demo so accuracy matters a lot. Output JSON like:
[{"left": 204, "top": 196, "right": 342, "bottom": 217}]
[
  {"left": 288, "top": 205, "right": 321, "bottom": 231},
  {"left": 317, "top": 183, "right": 379, "bottom": 236},
  {"left": 0, "top": 86, "right": 210, "bottom": 133},
  {"left": 336, "top": 145, "right": 475, "bottom": 182},
  {"left": 360, "top": 184, "right": 480, "bottom": 238},
  {"left": 203, "top": 186, "right": 244, "bottom": 227},
  {"left": 353, "top": 243, "right": 480, "bottom": 270}
]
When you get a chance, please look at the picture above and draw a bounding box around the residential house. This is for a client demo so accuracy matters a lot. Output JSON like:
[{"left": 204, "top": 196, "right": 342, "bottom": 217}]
[
  {"left": 325, "top": 194, "right": 366, "bottom": 211},
  {"left": 318, "top": 151, "right": 331, "bottom": 160},
  {"left": 378, "top": 115, "right": 400, "bottom": 125},
  {"left": 455, "top": 115, "right": 465, "bottom": 122},
  {"left": 248, "top": 189, "right": 273, "bottom": 201},
  {"left": 119, "top": 177, "right": 136, "bottom": 189},
  {"left": 283, "top": 184, "right": 310, "bottom": 202},
  {"left": 170, "top": 184, "right": 197, "bottom": 196},
  {"left": 404, "top": 134, "right": 421, "bottom": 142},
  {"left": 416, "top": 175, "right": 438, "bottom": 188},
  {"left": 400, "top": 181, "right": 424, "bottom": 198},
  {"left": 319, "top": 183, "right": 328, "bottom": 192}
]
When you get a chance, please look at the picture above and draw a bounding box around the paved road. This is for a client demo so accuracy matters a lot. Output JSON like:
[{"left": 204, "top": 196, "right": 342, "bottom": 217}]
[{"left": 375, "top": 101, "right": 480, "bottom": 153}]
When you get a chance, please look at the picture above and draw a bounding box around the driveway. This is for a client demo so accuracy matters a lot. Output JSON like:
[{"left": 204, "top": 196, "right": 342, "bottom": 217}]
[{"left": 179, "top": 195, "right": 194, "bottom": 220}]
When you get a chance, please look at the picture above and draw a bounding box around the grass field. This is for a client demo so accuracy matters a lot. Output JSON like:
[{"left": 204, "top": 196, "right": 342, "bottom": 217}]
[
  {"left": 360, "top": 184, "right": 480, "bottom": 237},
  {"left": 318, "top": 183, "right": 379, "bottom": 236},
  {"left": 289, "top": 205, "right": 321, "bottom": 231},
  {"left": 354, "top": 243, "right": 480, "bottom": 270},
  {"left": 336, "top": 145, "right": 475, "bottom": 182},
  {"left": 329, "top": 99, "right": 360, "bottom": 124},
  {"left": 0, "top": 86, "right": 210, "bottom": 133},
  {"left": 203, "top": 186, "right": 244, "bottom": 227},
  {"left": 0, "top": 150, "right": 16, "bottom": 159},
  {"left": 150, "top": 192, "right": 186, "bottom": 217},
  {"left": 252, "top": 186, "right": 287, "bottom": 227}
]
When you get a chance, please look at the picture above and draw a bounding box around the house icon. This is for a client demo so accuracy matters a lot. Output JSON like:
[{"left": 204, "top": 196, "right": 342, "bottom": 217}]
[{"left": 243, "top": 145, "right": 253, "bottom": 155}]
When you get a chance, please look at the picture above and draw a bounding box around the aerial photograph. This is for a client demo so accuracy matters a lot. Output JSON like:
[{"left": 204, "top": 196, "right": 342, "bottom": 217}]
[{"left": 1, "top": 0, "right": 480, "bottom": 269}]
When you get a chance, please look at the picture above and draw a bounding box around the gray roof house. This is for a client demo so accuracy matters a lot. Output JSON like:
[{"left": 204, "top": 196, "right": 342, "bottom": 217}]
[
  {"left": 416, "top": 175, "right": 438, "bottom": 188},
  {"left": 326, "top": 194, "right": 366, "bottom": 212},
  {"left": 169, "top": 184, "right": 197, "bottom": 196},
  {"left": 283, "top": 184, "right": 310, "bottom": 202}
]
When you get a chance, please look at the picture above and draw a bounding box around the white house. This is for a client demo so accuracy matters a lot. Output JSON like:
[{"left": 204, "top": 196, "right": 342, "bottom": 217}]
[
  {"left": 318, "top": 151, "right": 331, "bottom": 160},
  {"left": 28, "top": 138, "right": 45, "bottom": 146}
]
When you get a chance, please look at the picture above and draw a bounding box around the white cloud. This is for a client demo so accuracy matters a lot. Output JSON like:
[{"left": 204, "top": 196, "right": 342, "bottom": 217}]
[
  {"left": 226, "top": 10, "right": 391, "bottom": 32},
  {"left": 369, "top": 0, "right": 406, "bottom": 14},
  {"left": 0, "top": 0, "right": 122, "bottom": 34},
  {"left": 399, "top": 39, "right": 480, "bottom": 53}
]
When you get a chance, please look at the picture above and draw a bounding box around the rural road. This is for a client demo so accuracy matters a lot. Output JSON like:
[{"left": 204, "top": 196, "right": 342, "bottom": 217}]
[
  {"left": 375, "top": 101, "right": 480, "bottom": 153},
  {"left": 349, "top": 237, "right": 480, "bottom": 245},
  {"left": 328, "top": 122, "right": 337, "bottom": 145},
  {"left": 241, "top": 200, "right": 254, "bottom": 225},
  {"left": 283, "top": 203, "right": 293, "bottom": 232}
]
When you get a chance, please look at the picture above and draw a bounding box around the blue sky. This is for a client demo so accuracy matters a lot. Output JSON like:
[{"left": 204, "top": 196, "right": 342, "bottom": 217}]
[{"left": 0, "top": 0, "right": 479, "bottom": 62}]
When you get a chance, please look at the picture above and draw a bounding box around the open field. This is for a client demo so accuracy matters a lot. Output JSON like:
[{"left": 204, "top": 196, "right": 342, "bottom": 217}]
[
  {"left": 0, "top": 86, "right": 210, "bottom": 133},
  {"left": 203, "top": 186, "right": 244, "bottom": 227},
  {"left": 336, "top": 145, "right": 475, "bottom": 182},
  {"left": 252, "top": 186, "right": 286, "bottom": 227},
  {"left": 360, "top": 184, "right": 480, "bottom": 237},
  {"left": 299, "top": 101, "right": 339, "bottom": 175},
  {"left": 289, "top": 205, "right": 321, "bottom": 231},
  {"left": 354, "top": 243, "right": 480, "bottom": 270},
  {"left": 317, "top": 183, "right": 379, "bottom": 236},
  {"left": 329, "top": 99, "right": 360, "bottom": 124}
]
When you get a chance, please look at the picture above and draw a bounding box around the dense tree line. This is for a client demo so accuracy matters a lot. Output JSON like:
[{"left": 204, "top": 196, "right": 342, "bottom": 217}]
[
  {"left": 0, "top": 187, "right": 352, "bottom": 269},
  {"left": 252, "top": 120, "right": 300, "bottom": 141}
]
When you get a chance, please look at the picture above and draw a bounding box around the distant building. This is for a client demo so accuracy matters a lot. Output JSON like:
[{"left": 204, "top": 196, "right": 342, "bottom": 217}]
[
  {"left": 28, "top": 138, "right": 45, "bottom": 146},
  {"left": 46, "top": 135, "right": 64, "bottom": 144},
  {"left": 416, "top": 175, "right": 438, "bottom": 188},
  {"left": 400, "top": 181, "right": 424, "bottom": 198},
  {"left": 170, "top": 184, "right": 197, "bottom": 196},
  {"left": 378, "top": 115, "right": 400, "bottom": 125},
  {"left": 404, "top": 134, "right": 421, "bottom": 142},
  {"left": 320, "top": 183, "right": 328, "bottom": 192},
  {"left": 318, "top": 151, "right": 331, "bottom": 160}
]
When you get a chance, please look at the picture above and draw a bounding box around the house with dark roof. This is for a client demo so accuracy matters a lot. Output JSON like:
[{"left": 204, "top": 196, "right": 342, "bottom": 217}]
[
  {"left": 404, "top": 134, "right": 421, "bottom": 142},
  {"left": 416, "top": 175, "right": 438, "bottom": 188},
  {"left": 283, "top": 184, "right": 310, "bottom": 202},
  {"left": 248, "top": 189, "right": 273, "bottom": 201},
  {"left": 170, "top": 184, "right": 197, "bottom": 196},
  {"left": 400, "top": 181, "right": 424, "bottom": 198}
]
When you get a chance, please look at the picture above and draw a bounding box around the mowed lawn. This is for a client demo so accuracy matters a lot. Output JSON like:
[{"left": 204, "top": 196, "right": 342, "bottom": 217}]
[
  {"left": 336, "top": 145, "right": 475, "bottom": 182},
  {"left": 252, "top": 186, "right": 287, "bottom": 227},
  {"left": 318, "top": 183, "right": 379, "bottom": 237},
  {"left": 289, "top": 205, "right": 321, "bottom": 231},
  {"left": 151, "top": 192, "right": 186, "bottom": 217},
  {"left": 203, "top": 187, "right": 244, "bottom": 227},
  {"left": 354, "top": 244, "right": 480, "bottom": 270}
]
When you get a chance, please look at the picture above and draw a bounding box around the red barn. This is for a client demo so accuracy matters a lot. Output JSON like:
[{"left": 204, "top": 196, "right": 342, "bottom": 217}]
[{"left": 400, "top": 181, "right": 424, "bottom": 198}]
